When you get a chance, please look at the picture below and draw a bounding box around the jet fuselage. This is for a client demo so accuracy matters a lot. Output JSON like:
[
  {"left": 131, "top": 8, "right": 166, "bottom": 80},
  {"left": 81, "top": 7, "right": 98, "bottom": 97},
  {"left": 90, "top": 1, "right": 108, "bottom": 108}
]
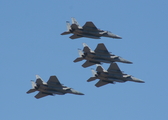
[
  {"left": 71, "top": 28, "right": 121, "bottom": 39},
  {"left": 84, "top": 52, "right": 132, "bottom": 64},
  {"left": 35, "top": 84, "right": 83, "bottom": 95},
  {"left": 96, "top": 72, "right": 144, "bottom": 83}
]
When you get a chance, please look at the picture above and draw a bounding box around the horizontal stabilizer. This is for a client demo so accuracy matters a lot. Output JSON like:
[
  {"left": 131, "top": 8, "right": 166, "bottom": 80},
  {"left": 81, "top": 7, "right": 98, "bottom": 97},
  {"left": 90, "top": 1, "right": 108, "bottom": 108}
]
[
  {"left": 87, "top": 77, "right": 97, "bottom": 82},
  {"left": 26, "top": 89, "right": 36, "bottom": 94},
  {"left": 61, "top": 31, "right": 71, "bottom": 35},
  {"left": 95, "top": 80, "right": 109, "bottom": 87},
  {"left": 73, "top": 57, "right": 84, "bottom": 62}
]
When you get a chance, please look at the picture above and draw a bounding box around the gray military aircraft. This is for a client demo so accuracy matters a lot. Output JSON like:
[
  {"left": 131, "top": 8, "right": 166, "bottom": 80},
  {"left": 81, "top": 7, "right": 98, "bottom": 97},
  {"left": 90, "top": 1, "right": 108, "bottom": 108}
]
[
  {"left": 74, "top": 43, "right": 132, "bottom": 68},
  {"left": 87, "top": 63, "right": 144, "bottom": 87},
  {"left": 26, "top": 75, "right": 84, "bottom": 99},
  {"left": 61, "top": 18, "right": 122, "bottom": 39}
]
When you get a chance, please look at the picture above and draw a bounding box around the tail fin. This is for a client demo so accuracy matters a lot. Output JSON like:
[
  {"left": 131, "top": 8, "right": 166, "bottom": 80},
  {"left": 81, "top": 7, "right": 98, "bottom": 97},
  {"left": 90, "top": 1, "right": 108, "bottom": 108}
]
[
  {"left": 31, "top": 80, "right": 36, "bottom": 89},
  {"left": 26, "top": 80, "right": 36, "bottom": 94},
  {"left": 87, "top": 69, "right": 97, "bottom": 82},
  {"left": 87, "top": 77, "right": 97, "bottom": 82},
  {"left": 91, "top": 68, "right": 97, "bottom": 77},
  {"left": 78, "top": 49, "right": 84, "bottom": 57},
  {"left": 73, "top": 49, "right": 84, "bottom": 62},
  {"left": 83, "top": 43, "right": 92, "bottom": 53},
  {"left": 66, "top": 21, "right": 71, "bottom": 31},
  {"left": 71, "top": 17, "right": 81, "bottom": 28},
  {"left": 96, "top": 64, "right": 106, "bottom": 72},
  {"left": 35, "top": 75, "right": 47, "bottom": 85},
  {"left": 61, "top": 21, "right": 71, "bottom": 35}
]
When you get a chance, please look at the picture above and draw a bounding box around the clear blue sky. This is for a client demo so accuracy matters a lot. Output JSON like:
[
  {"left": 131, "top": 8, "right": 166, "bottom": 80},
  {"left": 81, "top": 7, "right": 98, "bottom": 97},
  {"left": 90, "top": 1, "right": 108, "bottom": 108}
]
[{"left": 1, "top": 0, "right": 168, "bottom": 120}]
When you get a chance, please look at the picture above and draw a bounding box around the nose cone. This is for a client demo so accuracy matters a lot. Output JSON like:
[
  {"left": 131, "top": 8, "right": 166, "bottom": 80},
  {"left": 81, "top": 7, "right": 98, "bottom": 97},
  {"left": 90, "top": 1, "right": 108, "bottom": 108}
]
[
  {"left": 71, "top": 89, "right": 84, "bottom": 95},
  {"left": 76, "top": 92, "right": 85, "bottom": 95},
  {"left": 106, "top": 32, "right": 122, "bottom": 39},
  {"left": 124, "top": 60, "right": 133, "bottom": 64},
  {"left": 114, "top": 35, "right": 122, "bottom": 39},
  {"left": 131, "top": 77, "right": 145, "bottom": 83},
  {"left": 117, "top": 57, "right": 133, "bottom": 64}
]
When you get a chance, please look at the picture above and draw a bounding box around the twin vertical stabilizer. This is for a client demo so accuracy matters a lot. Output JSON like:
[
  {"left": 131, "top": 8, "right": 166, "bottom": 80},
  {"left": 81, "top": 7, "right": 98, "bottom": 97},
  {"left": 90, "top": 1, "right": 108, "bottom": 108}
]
[
  {"left": 87, "top": 69, "right": 97, "bottom": 82},
  {"left": 26, "top": 80, "right": 36, "bottom": 94},
  {"left": 71, "top": 17, "right": 81, "bottom": 28},
  {"left": 60, "top": 21, "right": 71, "bottom": 35}
]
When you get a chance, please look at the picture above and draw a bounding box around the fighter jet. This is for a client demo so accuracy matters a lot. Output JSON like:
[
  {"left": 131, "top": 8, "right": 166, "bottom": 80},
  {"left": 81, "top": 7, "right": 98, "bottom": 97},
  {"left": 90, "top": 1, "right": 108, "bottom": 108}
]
[
  {"left": 61, "top": 18, "right": 122, "bottom": 39},
  {"left": 74, "top": 43, "right": 132, "bottom": 68},
  {"left": 26, "top": 75, "right": 84, "bottom": 99},
  {"left": 87, "top": 63, "right": 144, "bottom": 87}
]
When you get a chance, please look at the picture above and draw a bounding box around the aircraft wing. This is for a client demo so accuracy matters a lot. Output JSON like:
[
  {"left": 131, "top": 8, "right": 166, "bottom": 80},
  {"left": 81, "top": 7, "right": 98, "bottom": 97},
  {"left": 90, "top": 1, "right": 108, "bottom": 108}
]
[
  {"left": 82, "top": 60, "right": 100, "bottom": 68},
  {"left": 107, "top": 63, "right": 123, "bottom": 75},
  {"left": 47, "top": 76, "right": 62, "bottom": 87},
  {"left": 69, "top": 34, "right": 82, "bottom": 39},
  {"left": 35, "top": 92, "right": 49, "bottom": 99},
  {"left": 82, "top": 22, "right": 99, "bottom": 31},
  {"left": 95, "top": 80, "right": 109, "bottom": 87},
  {"left": 94, "top": 43, "right": 110, "bottom": 55}
]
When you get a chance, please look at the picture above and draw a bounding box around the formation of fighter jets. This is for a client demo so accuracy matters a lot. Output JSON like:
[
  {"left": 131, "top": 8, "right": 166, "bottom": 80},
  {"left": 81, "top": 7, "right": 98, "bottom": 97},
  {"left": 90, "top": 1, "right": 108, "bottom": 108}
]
[{"left": 27, "top": 18, "right": 144, "bottom": 99}]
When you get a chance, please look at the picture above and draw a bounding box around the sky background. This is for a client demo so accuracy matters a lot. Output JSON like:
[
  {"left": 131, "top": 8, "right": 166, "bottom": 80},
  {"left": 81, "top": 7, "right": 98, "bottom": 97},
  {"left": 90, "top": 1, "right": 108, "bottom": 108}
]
[{"left": 1, "top": 0, "right": 168, "bottom": 120}]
